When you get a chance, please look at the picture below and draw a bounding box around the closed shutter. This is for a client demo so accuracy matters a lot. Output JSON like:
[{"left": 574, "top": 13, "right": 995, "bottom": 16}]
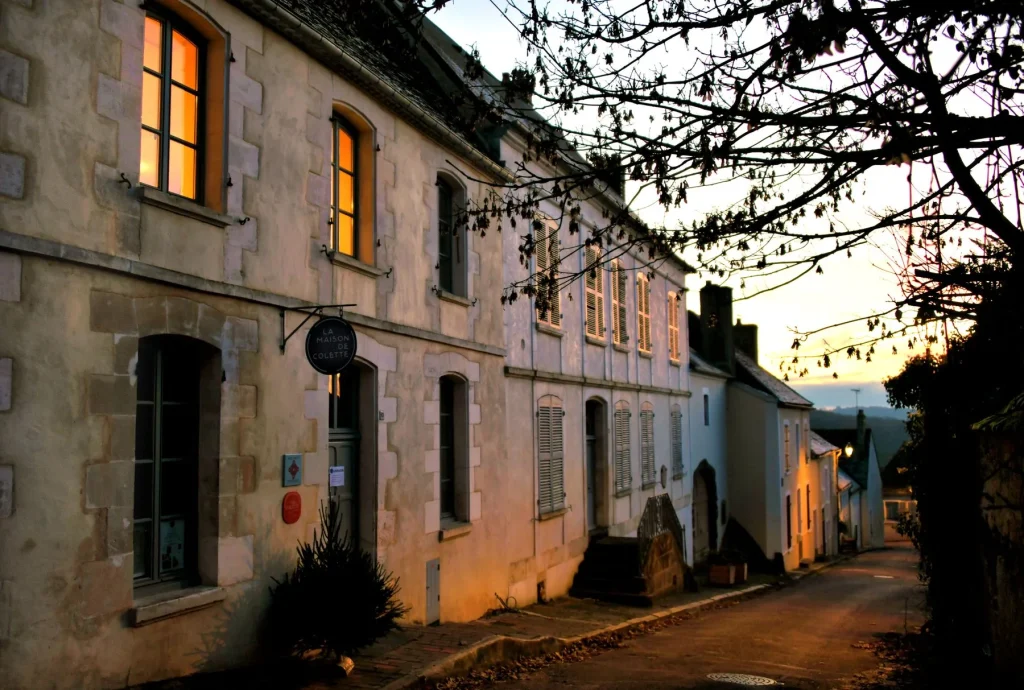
[
  {"left": 535, "top": 221, "right": 560, "bottom": 327},
  {"left": 537, "top": 396, "right": 564, "bottom": 514},
  {"left": 585, "top": 246, "right": 604, "bottom": 338},
  {"left": 643, "top": 277, "right": 652, "bottom": 351},
  {"left": 668, "top": 293, "right": 679, "bottom": 360},
  {"left": 612, "top": 262, "right": 627, "bottom": 345},
  {"left": 640, "top": 404, "right": 655, "bottom": 485},
  {"left": 671, "top": 407, "right": 683, "bottom": 477},
  {"left": 614, "top": 403, "right": 631, "bottom": 492},
  {"left": 637, "top": 275, "right": 652, "bottom": 352}
]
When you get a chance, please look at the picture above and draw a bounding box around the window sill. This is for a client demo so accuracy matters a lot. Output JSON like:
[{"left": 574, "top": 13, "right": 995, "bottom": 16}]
[
  {"left": 135, "top": 186, "right": 235, "bottom": 229},
  {"left": 612, "top": 343, "right": 630, "bottom": 353},
  {"left": 614, "top": 488, "right": 632, "bottom": 498},
  {"left": 672, "top": 472, "right": 684, "bottom": 481},
  {"left": 642, "top": 481, "right": 656, "bottom": 490},
  {"left": 439, "top": 521, "right": 473, "bottom": 542},
  {"left": 131, "top": 585, "right": 226, "bottom": 627},
  {"left": 638, "top": 350, "right": 653, "bottom": 360},
  {"left": 585, "top": 334, "right": 607, "bottom": 347},
  {"left": 329, "top": 251, "right": 386, "bottom": 278},
  {"left": 535, "top": 322, "right": 563, "bottom": 338},
  {"left": 437, "top": 289, "right": 473, "bottom": 307},
  {"left": 537, "top": 507, "right": 568, "bottom": 521},
  {"left": 669, "top": 358, "right": 681, "bottom": 367}
]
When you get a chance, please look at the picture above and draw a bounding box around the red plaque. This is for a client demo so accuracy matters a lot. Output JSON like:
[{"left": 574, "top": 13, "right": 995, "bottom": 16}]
[{"left": 282, "top": 491, "right": 301, "bottom": 524}]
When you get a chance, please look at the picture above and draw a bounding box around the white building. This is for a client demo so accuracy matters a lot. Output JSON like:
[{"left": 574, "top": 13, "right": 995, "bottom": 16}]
[{"left": 817, "top": 416, "right": 885, "bottom": 551}]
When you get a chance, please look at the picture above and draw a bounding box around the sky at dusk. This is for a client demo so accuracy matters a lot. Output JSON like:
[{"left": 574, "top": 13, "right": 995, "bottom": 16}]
[{"left": 431, "top": 1, "right": 941, "bottom": 409}]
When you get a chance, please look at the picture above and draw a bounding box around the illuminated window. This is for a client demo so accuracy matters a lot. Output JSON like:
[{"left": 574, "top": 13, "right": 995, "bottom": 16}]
[
  {"left": 140, "top": 14, "right": 202, "bottom": 200},
  {"left": 330, "top": 117, "right": 358, "bottom": 257}
]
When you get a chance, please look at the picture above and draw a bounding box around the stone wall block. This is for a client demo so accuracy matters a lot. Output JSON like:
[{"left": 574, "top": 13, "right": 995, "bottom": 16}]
[
  {"left": 80, "top": 557, "right": 132, "bottom": 616},
  {"left": 85, "top": 461, "right": 133, "bottom": 509},
  {"left": 217, "top": 535, "right": 254, "bottom": 586},
  {"left": 99, "top": 0, "right": 144, "bottom": 50},
  {"left": 218, "top": 497, "right": 238, "bottom": 537},
  {"left": 238, "top": 456, "right": 257, "bottom": 494},
  {"left": 109, "top": 414, "right": 135, "bottom": 460},
  {"left": 96, "top": 73, "right": 140, "bottom": 122},
  {"left": 305, "top": 172, "right": 328, "bottom": 208},
  {"left": 0, "top": 153, "right": 26, "bottom": 199},
  {"left": 229, "top": 72, "right": 263, "bottom": 116},
  {"left": 166, "top": 297, "right": 199, "bottom": 336},
  {"left": 218, "top": 457, "right": 240, "bottom": 497},
  {"left": 88, "top": 375, "right": 135, "bottom": 416},
  {"left": 133, "top": 296, "right": 168, "bottom": 336},
  {"left": 227, "top": 222, "right": 257, "bottom": 251},
  {"left": 89, "top": 291, "right": 135, "bottom": 334},
  {"left": 197, "top": 304, "right": 226, "bottom": 347},
  {"left": 470, "top": 491, "right": 482, "bottom": 521},
  {"left": 0, "top": 50, "right": 29, "bottom": 105},
  {"left": 219, "top": 418, "right": 240, "bottom": 457},
  {"left": 229, "top": 135, "right": 260, "bottom": 180},
  {"left": 0, "top": 252, "right": 21, "bottom": 302},
  {"left": 225, "top": 316, "right": 258, "bottom": 352},
  {"left": 0, "top": 358, "right": 11, "bottom": 412},
  {"left": 106, "top": 506, "right": 133, "bottom": 556},
  {"left": 222, "top": 383, "right": 257, "bottom": 419},
  {"left": 238, "top": 417, "right": 261, "bottom": 457}
]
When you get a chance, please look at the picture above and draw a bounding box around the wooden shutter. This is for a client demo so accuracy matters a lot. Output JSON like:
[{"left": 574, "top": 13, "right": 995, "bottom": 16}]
[
  {"left": 643, "top": 277, "right": 652, "bottom": 352},
  {"left": 637, "top": 275, "right": 652, "bottom": 352},
  {"left": 612, "top": 262, "right": 627, "bottom": 345},
  {"left": 671, "top": 407, "right": 683, "bottom": 477},
  {"left": 668, "top": 293, "right": 679, "bottom": 360},
  {"left": 640, "top": 403, "right": 655, "bottom": 486},
  {"left": 535, "top": 221, "right": 560, "bottom": 327},
  {"left": 585, "top": 246, "right": 603, "bottom": 338},
  {"left": 614, "top": 402, "right": 631, "bottom": 492},
  {"left": 537, "top": 396, "right": 564, "bottom": 514}
]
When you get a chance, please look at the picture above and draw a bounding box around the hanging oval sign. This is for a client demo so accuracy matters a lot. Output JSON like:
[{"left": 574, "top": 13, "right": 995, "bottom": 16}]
[{"left": 305, "top": 316, "right": 358, "bottom": 375}]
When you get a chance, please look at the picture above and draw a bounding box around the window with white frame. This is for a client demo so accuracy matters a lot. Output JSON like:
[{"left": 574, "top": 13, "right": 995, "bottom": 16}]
[
  {"left": 667, "top": 292, "right": 680, "bottom": 361},
  {"left": 670, "top": 404, "right": 684, "bottom": 478},
  {"left": 534, "top": 219, "right": 561, "bottom": 328},
  {"left": 584, "top": 244, "right": 605, "bottom": 339},
  {"left": 537, "top": 395, "right": 565, "bottom": 515},
  {"left": 640, "top": 402, "right": 655, "bottom": 487},
  {"left": 614, "top": 401, "right": 631, "bottom": 492},
  {"left": 784, "top": 422, "right": 791, "bottom": 473},
  {"left": 611, "top": 260, "right": 628, "bottom": 345},
  {"left": 636, "top": 273, "right": 652, "bottom": 353}
]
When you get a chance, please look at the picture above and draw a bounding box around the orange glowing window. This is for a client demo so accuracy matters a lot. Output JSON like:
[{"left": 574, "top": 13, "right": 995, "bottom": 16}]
[
  {"left": 330, "top": 118, "right": 358, "bottom": 257},
  {"left": 140, "top": 14, "right": 202, "bottom": 201}
]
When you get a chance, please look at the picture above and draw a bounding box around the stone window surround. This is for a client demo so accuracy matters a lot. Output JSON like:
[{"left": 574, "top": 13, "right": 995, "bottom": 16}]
[
  {"left": 423, "top": 352, "right": 482, "bottom": 535},
  {"left": 86, "top": 290, "right": 260, "bottom": 622}
]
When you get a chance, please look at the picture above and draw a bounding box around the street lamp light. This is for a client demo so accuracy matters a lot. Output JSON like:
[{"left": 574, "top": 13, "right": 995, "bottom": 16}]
[{"left": 844, "top": 442, "right": 854, "bottom": 458}]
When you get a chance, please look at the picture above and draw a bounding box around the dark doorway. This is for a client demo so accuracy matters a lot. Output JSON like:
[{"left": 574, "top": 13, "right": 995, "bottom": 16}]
[
  {"left": 328, "top": 361, "right": 376, "bottom": 554},
  {"left": 585, "top": 399, "right": 607, "bottom": 533},
  {"left": 692, "top": 460, "right": 719, "bottom": 564}
]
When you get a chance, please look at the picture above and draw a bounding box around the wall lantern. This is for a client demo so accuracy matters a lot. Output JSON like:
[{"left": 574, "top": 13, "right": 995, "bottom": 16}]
[{"left": 844, "top": 442, "right": 854, "bottom": 458}]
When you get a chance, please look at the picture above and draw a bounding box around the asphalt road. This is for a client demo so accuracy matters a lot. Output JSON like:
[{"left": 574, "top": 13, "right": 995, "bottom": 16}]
[{"left": 499, "top": 546, "right": 925, "bottom": 689}]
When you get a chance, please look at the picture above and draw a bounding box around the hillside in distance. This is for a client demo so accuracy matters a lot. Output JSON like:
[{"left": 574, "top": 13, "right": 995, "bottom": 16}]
[
  {"left": 823, "top": 406, "right": 911, "bottom": 421},
  {"left": 810, "top": 409, "right": 910, "bottom": 469}
]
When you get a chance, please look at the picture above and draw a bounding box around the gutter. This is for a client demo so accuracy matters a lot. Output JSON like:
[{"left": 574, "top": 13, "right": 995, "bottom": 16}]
[{"left": 227, "top": 0, "right": 514, "bottom": 184}]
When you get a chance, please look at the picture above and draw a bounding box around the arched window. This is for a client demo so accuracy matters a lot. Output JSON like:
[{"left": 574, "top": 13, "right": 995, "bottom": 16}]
[
  {"left": 640, "top": 402, "right": 655, "bottom": 487},
  {"left": 537, "top": 395, "right": 565, "bottom": 514},
  {"left": 670, "top": 404, "right": 684, "bottom": 478},
  {"left": 439, "top": 374, "right": 469, "bottom": 522},
  {"left": 584, "top": 244, "right": 605, "bottom": 339},
  {"left": 611, "top": 260, "right": 628, "bottom": 345},
  {"left": 614, "top": 400, "right": 631, "bottom": 492},
  {"left": 636, "top": 273, "right": 652, "bottom": 353},
  {"left": 437, "top": 173, "right": 468, "bottom": 297},
  {"left": 141, "top": 12, "right": 203, "bottom": 200}
]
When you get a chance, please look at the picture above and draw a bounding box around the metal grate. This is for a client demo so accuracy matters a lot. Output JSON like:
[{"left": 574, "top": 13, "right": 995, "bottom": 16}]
[{"left": 706, "top": 673, "right": 778, "bottom": 686}]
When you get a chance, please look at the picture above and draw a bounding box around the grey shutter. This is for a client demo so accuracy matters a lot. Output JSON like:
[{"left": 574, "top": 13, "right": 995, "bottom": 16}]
[
  {"left": 671, "top": 409, "right": 683, "bottom": 477},
  {"left": 641, "top": 406, "right": 655, "bottom": 485},
  {"left": 614, "top": 405, "right": 631, "bottom": 492},
  {"left": 538, "top": 404, "right": 553, "bottom": 513},
  {"left": 585, "top": 246, "right": 598, "bottom": 337},
  {"left": 537, "top": 398, "right": 564, "bottom": 514},
  {"left": 551, "top": 403, "right": 564, "bottom": 511}
]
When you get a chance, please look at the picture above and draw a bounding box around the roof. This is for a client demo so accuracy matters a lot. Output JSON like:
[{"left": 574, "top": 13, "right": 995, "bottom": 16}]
[
  {"left": 733, "top": 350, "right": 813, "bottom": 408},
  {"left": 809, "top": 430, "right": 839, "bottom": 458},
  {"left": 815, "top": 427, "right": 874, "bottom": 488},
  {"left": 838, "top": 467, "right": 860, "bottom": 492},
  {"left": 689, "top": 349, "right": 730, "bottom": 379}
]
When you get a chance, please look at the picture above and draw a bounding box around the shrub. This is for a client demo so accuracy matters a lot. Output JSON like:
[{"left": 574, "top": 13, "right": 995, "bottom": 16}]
[{"left": 269, "top": 500, "right": 408, "bottom": 659}]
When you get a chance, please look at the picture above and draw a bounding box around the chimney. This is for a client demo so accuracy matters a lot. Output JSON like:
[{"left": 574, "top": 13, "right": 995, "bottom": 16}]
[
  {"left": 855, "top": 409, "right": 867, "bottom": 462},
  {"left": 687, "top": 311, "right": 702, "bottom": 355},
  {"left": 699, "top": 283, "right": 735, "bottom": 375},
  {"left": 734, "top": 319, "right": 759, "bottom": 364}
]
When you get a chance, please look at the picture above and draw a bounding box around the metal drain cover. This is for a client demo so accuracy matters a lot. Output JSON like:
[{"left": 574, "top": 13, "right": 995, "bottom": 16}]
[{"left": 706, "top": 673, "right": 779, "bottom": 686}]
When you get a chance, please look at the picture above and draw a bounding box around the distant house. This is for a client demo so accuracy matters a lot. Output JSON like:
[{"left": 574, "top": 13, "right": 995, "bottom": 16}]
[
  {"left": 691, "top": 284, "right": 821, "bottom": 572},
  {"left": 817, "top": 413, "right": 885, "bottom": 551},
  {"left": 688, "top": 349, "right": 731, "bottom": 564},
  {"left": 881, "top": 459, "right": 917, "bottom": 542},
  {"left": 809, "top": 431, "right": 841, "bottom": 558},
  {"left": 837, "top": 467, "right": 861, "bottom": 549}
]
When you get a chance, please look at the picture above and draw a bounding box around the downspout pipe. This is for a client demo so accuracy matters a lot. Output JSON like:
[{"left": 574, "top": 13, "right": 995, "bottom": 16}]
[{"left": 228, "top": 0, "right": 515, "bottom": 185}]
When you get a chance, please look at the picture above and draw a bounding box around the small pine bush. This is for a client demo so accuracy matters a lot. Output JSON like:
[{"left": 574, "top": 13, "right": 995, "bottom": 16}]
[{"left": 269, "top": 500, "right": 408, "bottom": 659}]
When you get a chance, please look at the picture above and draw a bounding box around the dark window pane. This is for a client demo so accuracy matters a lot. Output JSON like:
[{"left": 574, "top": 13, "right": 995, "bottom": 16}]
[
  {"left": 135, "top": 404, "right": 154, "bottom": 461},
  {"left": 159, "top": 459, "right": 192, "bottom": 517},
  {"left": 136, "top": 341, "right": 156, "bottom": 402},
  {"left": 161, "top": 348, "right": 199, "bottom": 403},
  {"left": 159, "top": 518, "right": 187, "bottom": 575},
  {"left": 439, "top": 378, "right": 456, "bottom": 518},
  {"left": 332, "top": 367, "right": 359, "bottom": 430},
  {"left": 134, "top": 461, "right": 153, "bottom": 519},
  {"left": 133, "top": 521, "right": 152, "bottom": 579},
  {"left": 161, "top": 404, "right": 197, "bottom": 458}
]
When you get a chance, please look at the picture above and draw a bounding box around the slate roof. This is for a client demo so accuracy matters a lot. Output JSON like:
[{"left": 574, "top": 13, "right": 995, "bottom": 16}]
[
  {"left": 838, "top": 467, "right": 859, "bottom": 492},
  {"left": 733, "top": 350, "right": 814, "bottom": 408},
  {"left": 809, "top": 430, "right": 839, "bottom": 458},
  {"left": 689, "top": 349, "right": 730, "bottom": 379},
  {"left": 815, "top": 428, "right": 873, "bottom": 488}
]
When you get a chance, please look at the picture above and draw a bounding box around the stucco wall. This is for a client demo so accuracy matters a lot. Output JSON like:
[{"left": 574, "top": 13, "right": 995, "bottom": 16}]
[
  {"left": 778, "top": 407, "right": 814, "bottom": 571},
  {"left": 688, "top": 372, "right": 728, "bottom": 560},
  {"left": 726, "top": 385, "right": 772, "bottom": 555}
]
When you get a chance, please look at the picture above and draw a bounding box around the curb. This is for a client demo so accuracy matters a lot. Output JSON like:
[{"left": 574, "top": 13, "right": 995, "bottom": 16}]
[{"left": 378, "top": 583, "right": 771, "bottom": 690}]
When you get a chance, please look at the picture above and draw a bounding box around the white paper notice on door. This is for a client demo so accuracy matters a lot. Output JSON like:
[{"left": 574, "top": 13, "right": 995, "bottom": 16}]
[{"left": 329, "top": 466, "right": 345, "bottom": 487}]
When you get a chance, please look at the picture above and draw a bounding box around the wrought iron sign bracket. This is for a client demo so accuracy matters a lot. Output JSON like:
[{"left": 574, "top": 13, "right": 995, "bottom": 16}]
[{"left": 279, "top": 304, "right": 357, "bottom": 353}]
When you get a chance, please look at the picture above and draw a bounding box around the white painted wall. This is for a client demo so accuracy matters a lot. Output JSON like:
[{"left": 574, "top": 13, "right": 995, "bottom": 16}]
[
  {"left": 687, "top": 372, "right": 729, "bottom": 560},
  {"left": 726, "top": 384, "right": 775, "bottom": 557}
]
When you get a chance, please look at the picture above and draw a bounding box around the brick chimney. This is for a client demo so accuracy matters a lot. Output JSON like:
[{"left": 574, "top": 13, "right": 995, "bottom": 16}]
[
  {"left": 734, "top": 319, "right": 759, "bottom": 364},
  {"left": 699, "top": 283, "right": 735, "bottom": 375}
]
